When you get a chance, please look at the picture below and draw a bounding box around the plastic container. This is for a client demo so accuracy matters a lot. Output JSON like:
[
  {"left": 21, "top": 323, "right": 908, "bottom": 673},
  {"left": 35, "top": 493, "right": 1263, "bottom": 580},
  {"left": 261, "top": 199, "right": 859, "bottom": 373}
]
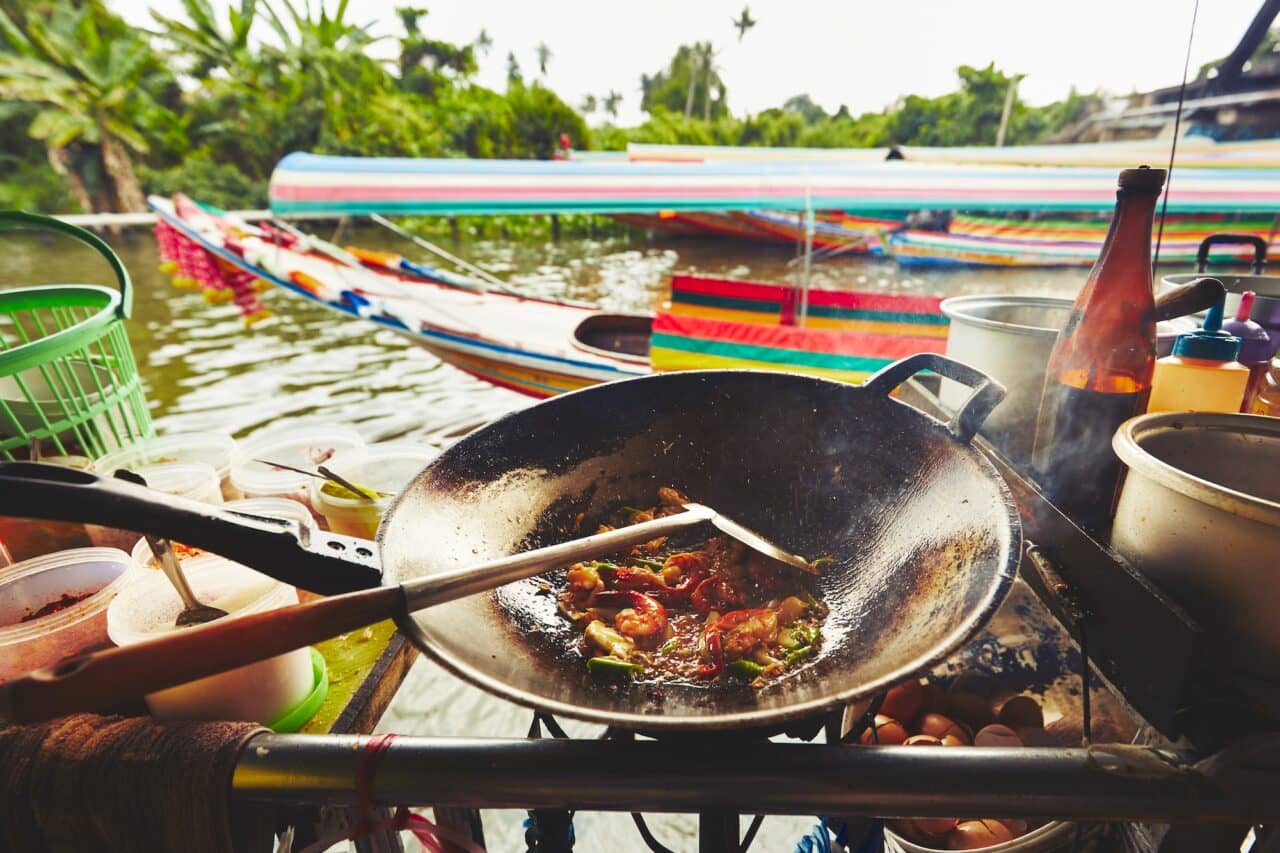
[
  {"left": 131, "top": 497, "right": 315, "bottom": 569},
  {"left": 1146, "top": 300, "right": 1250, "bottom": 414},
  {"left": 95, "top": 432, "right": 240, "bottom": 500},
  {"left": 884, "top": 820, "right": 1076, "bottom": 853},
  {"left": 0, "top": 547, "right": 134, "bottom": 681},
  {"left": 106, "top": 554, "right": 314, "bottom": 724},
  {"left": 308, "top": 443, "right": 435, "bottom": 539},
  {"left": 86, "top": 461, "right": 224, "bottom": 552},
  {"left": 0, "top": 455, "right": 95, "bottom": 561},
  {"left": 229, "top": 424, "right": 364, "bottom": 524}
]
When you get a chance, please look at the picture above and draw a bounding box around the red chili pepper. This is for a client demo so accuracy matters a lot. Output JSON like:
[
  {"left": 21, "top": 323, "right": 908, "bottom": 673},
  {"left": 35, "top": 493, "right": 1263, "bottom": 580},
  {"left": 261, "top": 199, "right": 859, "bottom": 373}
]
[{"left": 697, "top": 627, "right": 724, "bottom": 678}]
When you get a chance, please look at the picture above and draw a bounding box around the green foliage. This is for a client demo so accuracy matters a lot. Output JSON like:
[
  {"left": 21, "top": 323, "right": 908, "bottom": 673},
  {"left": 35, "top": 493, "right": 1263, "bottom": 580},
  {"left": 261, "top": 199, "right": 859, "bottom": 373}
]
[
  {"left": 138, "top": 150, "right": 267, "bottom": 209},
  {"left": 640, "top": 43, "right": 728, "bottom": 121}
]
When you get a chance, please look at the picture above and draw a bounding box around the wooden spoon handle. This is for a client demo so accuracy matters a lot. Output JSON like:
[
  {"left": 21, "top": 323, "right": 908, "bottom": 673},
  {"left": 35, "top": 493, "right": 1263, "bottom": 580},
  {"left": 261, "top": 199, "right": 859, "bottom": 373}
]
[{"left": 0, "top": 586, "right": 405, "bottom": 725}]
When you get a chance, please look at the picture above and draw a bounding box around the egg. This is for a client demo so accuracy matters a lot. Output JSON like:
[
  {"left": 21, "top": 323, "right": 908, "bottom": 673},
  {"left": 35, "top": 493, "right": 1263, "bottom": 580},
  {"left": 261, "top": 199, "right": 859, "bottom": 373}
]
[
  {"left": 941, "top": 734, "right": 969, "bottom": 747},
  {"left": 881, "top": 679, "right": 925, "bottom": 723},
  {"left": 904, "top": 733, "right": 944, "bottom": 746},
  {"left": 914, "top": 817, "right": 959, "bottom": 837},
  {"left": 920, "top": 682, "right": 949, "bottom": 714},
  {"left": 859, "top": 714, "right": 908, "bottom": 745},
  {"left": 947, "top": 819, "right": 1015, "bottom": 849},
  {"left": 974, "top": 724, "right": 1023, "bottom": 748},
  {"left": 946, "top": 691, "right": 993, "bottom": 731},
  {"left": 995, "top": 695, "right": 1044, "bottom": 730},
  {"left": 997, "top": 818, "right": 1029, "bottom": 837},
  {"left": 920, "top": 712, "right": 972, "bottom": 744}
]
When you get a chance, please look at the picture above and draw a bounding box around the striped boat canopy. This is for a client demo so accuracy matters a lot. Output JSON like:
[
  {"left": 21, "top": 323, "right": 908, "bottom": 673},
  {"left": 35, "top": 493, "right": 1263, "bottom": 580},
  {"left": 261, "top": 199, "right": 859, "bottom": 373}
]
[
  {"left": 269, "top": 152, "right": 1280, "bottom": 216},
  {"left": 627, "top": 138, "right": 1280, "bottom": 170}
]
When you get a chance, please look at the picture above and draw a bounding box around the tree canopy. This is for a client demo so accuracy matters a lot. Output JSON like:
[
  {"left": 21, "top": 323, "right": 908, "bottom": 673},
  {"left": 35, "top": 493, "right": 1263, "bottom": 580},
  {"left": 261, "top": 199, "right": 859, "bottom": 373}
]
[{"left": 0, "top": 2, "right": 1104, "bottom": 214}]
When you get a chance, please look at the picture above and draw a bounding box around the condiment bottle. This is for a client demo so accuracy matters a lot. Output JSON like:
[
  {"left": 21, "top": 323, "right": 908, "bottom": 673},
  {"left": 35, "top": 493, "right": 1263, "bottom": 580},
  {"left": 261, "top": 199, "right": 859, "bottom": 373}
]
[
  {"left": 1251, "top": 358, "right": 1280, "bottom": 416},
  {"left": 1222, "top": 292, "right": 1279, "bottom": 412},
  {"left": 1146, "top": 300, "right": 1249, "bottom": 413},
  {"left": 1031, "top": 166, "right": 1165, "bottom": 536}
]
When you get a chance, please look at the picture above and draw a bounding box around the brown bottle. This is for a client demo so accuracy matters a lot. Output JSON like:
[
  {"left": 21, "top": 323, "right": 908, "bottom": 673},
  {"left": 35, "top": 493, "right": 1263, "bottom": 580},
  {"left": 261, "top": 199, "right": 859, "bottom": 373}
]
[{"left": 1031, "top": 166, "right": 1166, "bottom": 535}]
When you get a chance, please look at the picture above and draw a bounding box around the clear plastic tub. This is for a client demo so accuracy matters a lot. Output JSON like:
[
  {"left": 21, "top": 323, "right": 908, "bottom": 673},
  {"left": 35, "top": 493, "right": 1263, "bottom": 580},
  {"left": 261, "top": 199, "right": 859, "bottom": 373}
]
[
  {"left": 106, "top": 554, "right": 314, "bottom": 724},
  {"left": 86, "top": 461, "right": 224, "bottom": 552},
  {"left": 229, "top": 424, "right": 364, "bottom": 525},
  {"left": 0, "top": 547, "right": 134, "bottom": 681},
  {"left": 308, "top": 443, "right": 435, "bottom": 539},
  {"left": 130, "top": 497, "right": 315, "bottom": 570},
  {"left": 95, "top": 432, "right": 240, "bottom": 500}
]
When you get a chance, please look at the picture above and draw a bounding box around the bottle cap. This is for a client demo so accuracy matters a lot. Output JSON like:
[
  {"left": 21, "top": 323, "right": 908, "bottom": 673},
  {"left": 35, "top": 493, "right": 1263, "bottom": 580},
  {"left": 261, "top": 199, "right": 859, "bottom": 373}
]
[
  {"left": 1221, "top": 292, "right": 1277, "bottom": 364},
  {"left": 1172, "top": 298, "right": 1243, "bottom": 361},
  {"left": 1117, "top": 166, "right": 1167, "bottom": 194}
]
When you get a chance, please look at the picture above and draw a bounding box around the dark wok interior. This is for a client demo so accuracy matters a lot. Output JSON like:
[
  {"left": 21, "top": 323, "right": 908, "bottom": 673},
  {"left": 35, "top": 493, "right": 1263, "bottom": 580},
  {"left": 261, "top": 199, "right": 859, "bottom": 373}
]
[{"left": 379, "top": 370, "right": 1019, "bottom": 730}]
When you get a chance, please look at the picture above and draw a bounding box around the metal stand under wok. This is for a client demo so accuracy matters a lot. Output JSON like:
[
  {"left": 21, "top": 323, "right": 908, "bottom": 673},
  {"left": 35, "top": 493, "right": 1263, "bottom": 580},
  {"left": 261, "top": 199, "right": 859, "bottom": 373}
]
[{"left": 226, "top": 379, "right": 1280, "bottom": 852}]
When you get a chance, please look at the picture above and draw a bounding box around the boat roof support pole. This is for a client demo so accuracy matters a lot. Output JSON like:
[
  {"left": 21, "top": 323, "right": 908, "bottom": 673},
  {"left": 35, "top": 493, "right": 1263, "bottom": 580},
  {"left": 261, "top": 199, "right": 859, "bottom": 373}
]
[
  {"left": 370, "top": 212, "right": 514, "bottom": 294},
  {"left": 797, "top": 190, "right": 814, "bottom": 328}
]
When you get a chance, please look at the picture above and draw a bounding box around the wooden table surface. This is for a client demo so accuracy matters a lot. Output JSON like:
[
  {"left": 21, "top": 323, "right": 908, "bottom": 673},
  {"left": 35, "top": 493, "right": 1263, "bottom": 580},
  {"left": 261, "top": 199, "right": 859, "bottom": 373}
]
[{"left": 301, "top": 619, "right": 418, "bottom": 736}]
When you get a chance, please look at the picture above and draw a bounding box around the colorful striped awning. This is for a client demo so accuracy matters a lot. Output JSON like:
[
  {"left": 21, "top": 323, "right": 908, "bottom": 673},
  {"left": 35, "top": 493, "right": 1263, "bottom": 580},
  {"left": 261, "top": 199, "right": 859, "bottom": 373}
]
[{"left": 269, "top": 152, "right": 1280, "bottom": 216}]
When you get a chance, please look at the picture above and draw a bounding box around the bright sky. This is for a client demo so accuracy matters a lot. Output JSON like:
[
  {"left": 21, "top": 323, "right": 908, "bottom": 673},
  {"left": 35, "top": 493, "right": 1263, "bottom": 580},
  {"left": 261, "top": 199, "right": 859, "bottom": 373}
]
[{"left": 116, "top": 0, "right": 1265, "bottom": 127}]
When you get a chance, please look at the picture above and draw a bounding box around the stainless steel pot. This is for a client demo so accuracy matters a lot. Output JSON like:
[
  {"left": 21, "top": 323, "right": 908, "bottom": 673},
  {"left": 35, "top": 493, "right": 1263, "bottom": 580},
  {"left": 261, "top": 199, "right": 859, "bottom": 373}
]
[
  {"left": 1111, "top": 412, "right": 1280, "bottom": 680},
  {"left": 939, "top": 296, "right": 1186, "bottom": 465},
  {"left": 1160, "top": 233, "right": 1280, "bottom": 336}
]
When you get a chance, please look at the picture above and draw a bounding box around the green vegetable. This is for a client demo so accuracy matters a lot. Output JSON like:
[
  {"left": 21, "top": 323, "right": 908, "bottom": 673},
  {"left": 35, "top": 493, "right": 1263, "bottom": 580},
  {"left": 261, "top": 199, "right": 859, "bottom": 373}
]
[
  {"left": 584, "top": 620, "right": 635, "bottom": 659},
  {"left": 659, "top": 637, "right": 681, "bottom": 654},
  {"left": 779, "top": 623, "right": 818, "bottom": 650},
  {"left": 634, "top": 557, "right": 665, "bottom": 572},
  {"left": 784, "top": 644, "right": 816, "bottom": 667},
  {"left": 809, "top": 556, "right": 835, "bottom": 573},
  {"left": 727, "top": 659, "right": 764, "bottom": 678},
  {"left": 587, "top": 656, "right": 644, "bottom": 678},
  {"left": 320, "top": 479, "right": 380, "bottom": 501}
]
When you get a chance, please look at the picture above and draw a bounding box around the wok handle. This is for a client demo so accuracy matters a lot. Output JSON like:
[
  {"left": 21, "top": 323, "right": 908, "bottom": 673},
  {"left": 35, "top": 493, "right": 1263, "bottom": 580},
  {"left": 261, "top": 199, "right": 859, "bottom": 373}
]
[
  {"left": 1196, "top": 233, "right": 1267, "bottom": 275},
  {"left": 864, "top": 353, "right": 1006, "bottom": 444},
  {"left": 0, "top": 462, "right": 382, "bottom": 595},
  {"left": 0, "top": 586, "right": 406, "bottom": 725},
  {"left": 1154, "top": 276, "right": 1226, "bottom": 322}
]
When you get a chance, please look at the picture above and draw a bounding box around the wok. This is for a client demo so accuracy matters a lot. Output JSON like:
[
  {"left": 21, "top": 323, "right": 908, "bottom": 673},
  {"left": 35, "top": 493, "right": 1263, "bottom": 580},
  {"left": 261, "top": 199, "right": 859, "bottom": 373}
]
[{"left": 0, "top": 354, "right": 1020, "bottom": 731}]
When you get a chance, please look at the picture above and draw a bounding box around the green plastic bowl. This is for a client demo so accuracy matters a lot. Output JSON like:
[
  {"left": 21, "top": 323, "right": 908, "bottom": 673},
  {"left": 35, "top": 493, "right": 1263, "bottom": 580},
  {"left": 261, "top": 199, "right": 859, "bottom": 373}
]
[{"left": 266, "top": 647, "right": 328, "bottom": 733}]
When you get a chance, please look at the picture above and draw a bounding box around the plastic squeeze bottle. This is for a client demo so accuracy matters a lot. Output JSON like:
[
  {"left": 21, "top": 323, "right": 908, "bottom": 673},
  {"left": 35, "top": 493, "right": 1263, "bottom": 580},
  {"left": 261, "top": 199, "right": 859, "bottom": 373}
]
[
  {"left": 1222, "top": 292, "right": 1280, "bottom": 412},
  {"left": 1146, "top": 299, "right": 1250, "bottom": 413}
]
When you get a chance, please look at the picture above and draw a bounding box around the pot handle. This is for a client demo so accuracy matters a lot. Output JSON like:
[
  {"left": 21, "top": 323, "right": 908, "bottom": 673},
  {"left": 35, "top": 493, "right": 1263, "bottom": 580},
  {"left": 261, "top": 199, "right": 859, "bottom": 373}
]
[
  {"left": 0, "top": 462, "right": 382, "bottom": 594},
  {"left": 864, "top": 353, "right": 1006, "bottom": 444},
  {"left": 1196, "top": 233, "right": 1267, "bottom": 275}
]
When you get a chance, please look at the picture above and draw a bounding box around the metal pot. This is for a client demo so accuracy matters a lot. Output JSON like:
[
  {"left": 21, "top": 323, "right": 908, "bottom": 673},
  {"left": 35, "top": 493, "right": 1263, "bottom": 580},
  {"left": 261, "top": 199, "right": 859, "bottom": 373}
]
[
  {"left": 1160, "top": 234, "right": 1280, "bottom": 341},
  {"left": 939, "top": 296, "right": 1186, "bottom": 465},
  {"left": 1111, "top": 412, "right": 1280, "bottom": 680}
]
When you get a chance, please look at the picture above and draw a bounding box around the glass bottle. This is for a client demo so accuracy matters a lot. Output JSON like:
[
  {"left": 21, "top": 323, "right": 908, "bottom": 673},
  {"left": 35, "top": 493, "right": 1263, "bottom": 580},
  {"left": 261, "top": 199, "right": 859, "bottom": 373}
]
[{"left": 1031, "top": 166, "right": 1166, "bottom": 535}]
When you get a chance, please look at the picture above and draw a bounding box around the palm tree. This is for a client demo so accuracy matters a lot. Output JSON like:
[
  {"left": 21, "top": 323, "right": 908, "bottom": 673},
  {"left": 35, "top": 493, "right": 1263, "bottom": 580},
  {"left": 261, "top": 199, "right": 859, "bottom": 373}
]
[
  {"left": 506, "top": 50, "right": 521, "bottom": 85},
  {"left": 535, "top": 42, "right": 551, "bottom": 76},
  {"left": 0, "top": 2, "right": 178, "bottom": 212},
  {"left": 579, "top": 93, "right": 597, "bottom": 115},
  {"left": 473, "top": 28, "right": 492, "bottom": 56},
  {"left": 732, "top": 6, "right": 757, "bottom": 41},
  {"left": 151, "top": 0, "right": 258, "bottom": 77},
  {"left": 700, "top": 43, "right": 719, "bottom": 121},
  {"left": 603, "top": 90, "right": 622, "bottom": 119}
]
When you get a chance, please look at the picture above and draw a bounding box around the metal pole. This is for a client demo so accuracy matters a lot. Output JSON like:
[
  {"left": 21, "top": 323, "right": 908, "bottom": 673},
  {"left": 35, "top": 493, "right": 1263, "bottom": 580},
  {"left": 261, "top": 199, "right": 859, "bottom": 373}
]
[
  {"left": 798, "top": 191, "right": 815, "bottom": 328},
  {"left": 369, "top": 212, "right": 516, "bottom": 294},
  {"left": 232, "top": 736, "right": 1273, "bottom": 824}
]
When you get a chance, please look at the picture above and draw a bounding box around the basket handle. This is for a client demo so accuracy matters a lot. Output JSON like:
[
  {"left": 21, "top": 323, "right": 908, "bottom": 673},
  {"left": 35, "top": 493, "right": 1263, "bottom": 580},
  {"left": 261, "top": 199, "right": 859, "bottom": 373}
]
[{"left": 0, "top": 211, "right": 133, "bottom": 319}]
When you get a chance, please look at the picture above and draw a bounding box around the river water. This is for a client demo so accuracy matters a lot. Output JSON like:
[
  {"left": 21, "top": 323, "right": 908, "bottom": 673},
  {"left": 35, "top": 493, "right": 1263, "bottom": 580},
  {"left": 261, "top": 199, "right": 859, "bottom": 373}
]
[{"left": 3, "top": 221, "right": 1088, "bottom": 852}]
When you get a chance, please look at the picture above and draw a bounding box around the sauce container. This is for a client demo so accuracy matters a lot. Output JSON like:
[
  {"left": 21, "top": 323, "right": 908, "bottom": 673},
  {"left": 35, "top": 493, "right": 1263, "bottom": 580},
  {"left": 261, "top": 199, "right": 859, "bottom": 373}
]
[
  {"left": 106, "top": 554, "right": 315, "bottom": 724},
  {"left": 0, "top": 547, "right": 134, "bottom": 682},
  {"left": 95, "top": 432, "right": 240, "bottom": 500},
  {"left": 86, "top": 461, "right": 223, "bottom": 552},
  {"left": 130, "top": 497, "right": 315, "bottom": 570},
  {"left": 308, "top": 443, "right": 436, "bottom": 539},
  {"left": 229, "top": 424, "right": 364, "bottom": 525}
]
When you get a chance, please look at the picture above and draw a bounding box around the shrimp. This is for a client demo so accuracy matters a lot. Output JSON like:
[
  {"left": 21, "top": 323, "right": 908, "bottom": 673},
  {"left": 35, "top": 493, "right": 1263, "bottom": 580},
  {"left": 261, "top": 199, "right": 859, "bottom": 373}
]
[
  {"left": 691, "top": 574, "right": 745, "bottom": 614},
  {"left": 661, "top": 552, "right": 709, "bottom": 586},
  {"left": 566, "top": 563, "right": 603, "bottom": 597},
  {"left": 596, "top": 590, "right": 668, "bottom": 643},
  {"left": 717, "top": 609, "right": 779, "bottom": 660}
]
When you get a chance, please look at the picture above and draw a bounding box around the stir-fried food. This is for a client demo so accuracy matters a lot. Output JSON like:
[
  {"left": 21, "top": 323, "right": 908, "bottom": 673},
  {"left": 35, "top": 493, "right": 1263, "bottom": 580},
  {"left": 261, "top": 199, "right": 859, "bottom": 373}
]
[{"left": 557, "top": 488, "right": 826, "bottom": 687}]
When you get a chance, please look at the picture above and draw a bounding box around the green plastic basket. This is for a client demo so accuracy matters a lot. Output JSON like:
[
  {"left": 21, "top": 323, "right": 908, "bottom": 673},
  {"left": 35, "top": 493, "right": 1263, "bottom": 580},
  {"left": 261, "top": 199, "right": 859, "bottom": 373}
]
[{"left": 0, "top": 211, "right": 153, "bottom": 460}]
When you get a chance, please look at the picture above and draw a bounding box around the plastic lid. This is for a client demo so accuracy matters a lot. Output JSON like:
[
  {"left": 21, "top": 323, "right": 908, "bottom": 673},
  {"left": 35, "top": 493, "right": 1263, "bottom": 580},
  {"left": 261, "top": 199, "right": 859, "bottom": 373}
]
[
  {"left": 1222, "top": 292, "right": 1277, "bottom": 364},
  {"left": 128, "top": 462, "right": 220, "bottom": 501},
  {"left": 1172, "top": 299, "right": 1243, "bottom": 362},
  {"left": 1117, "top": 165, "right": 1167, "bottom": 194},
  {"left": 229, "top": 424, "right": 364, "bottom": 494},
  {"left": 311, "top": 443, "right": 435, "bottom": 509},
  {"left": 265, "top": 648, "right": 329, "bottom": 733},
  {"left": 96, "top": 432, "right": 236, "bottom": 477}
]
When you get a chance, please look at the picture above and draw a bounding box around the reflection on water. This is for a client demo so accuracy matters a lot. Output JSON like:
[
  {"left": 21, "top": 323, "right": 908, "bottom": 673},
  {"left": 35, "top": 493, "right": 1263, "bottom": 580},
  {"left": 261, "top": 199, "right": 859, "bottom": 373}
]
[{"left": 1, "top": 221, "right": 1089, "bottom": 851}]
